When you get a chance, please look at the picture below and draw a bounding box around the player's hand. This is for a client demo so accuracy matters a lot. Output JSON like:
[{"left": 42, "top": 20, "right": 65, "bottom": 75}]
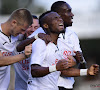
[
  {"left": 38, "top": 33, "right": 52, "bottom": 44},
  {"left": 56, "top": 59, "right": 69, "bottom": 71},
  {"left": 24, "top": 44, "right": 32, "bottom": 58},
  {"left": 67, "top": 55, "right": 76, "bottom": 67},
  {"left": 74, "top": 51, "right": 84, "bottom": 62},
  {"left": 88, "top": 64, "right": 99, "bottom": 75}
]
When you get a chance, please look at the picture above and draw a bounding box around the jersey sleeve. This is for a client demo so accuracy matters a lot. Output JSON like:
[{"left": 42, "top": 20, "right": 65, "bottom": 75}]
[{"left": 30, "top": 38, "right": 46, "bottom": 66}]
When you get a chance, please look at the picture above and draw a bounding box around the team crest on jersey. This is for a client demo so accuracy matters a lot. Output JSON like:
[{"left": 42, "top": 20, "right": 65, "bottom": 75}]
[
  {"left": 52, "top": 50, "right": 72, "bottom": 65},
  {"left": 63, "top": 50, "right": 71, "bottom": 59}
]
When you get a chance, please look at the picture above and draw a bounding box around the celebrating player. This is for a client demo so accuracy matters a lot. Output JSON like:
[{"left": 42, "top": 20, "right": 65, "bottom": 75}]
[
  {"left": 0, "top": 8, "right": 32, "bottom": 90},
  {"left": 27, "top": 11, "right": 99, "bottom": 90}
]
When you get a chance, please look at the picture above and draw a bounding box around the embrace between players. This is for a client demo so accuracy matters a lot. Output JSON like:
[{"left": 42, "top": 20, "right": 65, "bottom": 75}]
[{"left": 0, "top": 1, "right": 99, "bottom": 90}]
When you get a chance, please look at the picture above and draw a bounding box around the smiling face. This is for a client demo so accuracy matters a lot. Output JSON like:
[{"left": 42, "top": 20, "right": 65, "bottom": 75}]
[
  {"left": 25, "top": 18, "right": 40, "bottom": 37},
  {"left": 58, "top": 3, "right": 74, "bottom": 27},
  {"left": 44, "top": 12, "right": 64, "bottom": 34},
  {"left": 32, "top": 18, "right": 40, "bottom": 31}
]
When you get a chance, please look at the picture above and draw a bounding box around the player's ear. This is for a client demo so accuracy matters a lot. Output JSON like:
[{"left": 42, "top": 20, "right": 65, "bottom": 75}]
[
  {"left": 11, "top": 19, "right": 17, "bottom": 27},
  {"left": 43, "top": 23, "right": 48, "bottom": 29}
]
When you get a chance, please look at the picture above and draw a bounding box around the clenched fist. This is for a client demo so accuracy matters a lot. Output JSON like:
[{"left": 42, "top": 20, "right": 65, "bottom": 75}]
[
  {"left": 88, "top": 64, "right": 99, "bottom": 75},
  {"left": 24, "top": 44, "right": 32, "bottom": 58}
]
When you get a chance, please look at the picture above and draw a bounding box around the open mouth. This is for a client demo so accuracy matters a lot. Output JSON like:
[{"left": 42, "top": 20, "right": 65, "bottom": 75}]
[
  {"left": 71, "top": 17, "right": 73, "bottom": 23},
  {"left": 71, "top": 19, "right": 73, "bottom": 23},
  {"left": 59, "top": 23, "right": 64, "bottom": 26},
  {"left": 59, "top": 23, "right": 64, "bottom": 30}
]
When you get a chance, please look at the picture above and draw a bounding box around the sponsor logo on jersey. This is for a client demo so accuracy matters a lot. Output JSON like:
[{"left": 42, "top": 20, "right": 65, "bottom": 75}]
[
  {"left": 52, "top": 50, "right": 72, "bottom": 65},
  {"left": 63, "top": 51, "right": 71, "bottom": 59},
  {"left": 2, "top": 52, "right": 13, "bottom": 56},
  {"left": 18, "top": 59, "right": 29, "bottom": 70}
]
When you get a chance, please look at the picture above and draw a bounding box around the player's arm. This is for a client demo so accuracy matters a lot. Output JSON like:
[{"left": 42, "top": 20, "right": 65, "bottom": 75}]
[
  {"left": 31, "top": 52, "right": 75, "bottom": 77},
  {"left": 16, "top": 33, "right": 51, "bottom": 52},
  {"left": 67, "top": 55, "right": 76, "bottom": 68},
  {"left": 61, "top": 64, "right": 99, "bottom": 77},
  {"left": 0, "top": 44, "right": 32, "bottom": 66},
  {"left": 16, "top": 36, "right": 35, "bottom": 52},
  {"left": 30, "top": 39, "right": 49, "bottom": 77},
  {"left": 31, "top": 64, "right": 50, "bottom": 77},
  {"left": 30, "top": 39, "right": 69, "bottom": 77},
  {"left": 78, "top": 61, "right": 87, "bottom": 69},
  {"left": 71, "top": 33, "right": 87, "bottom": 69},
  {"left": 31, "top": 59, "right": 69, "bottom": 77},
  {"left": 74, "top": 51, "right": 87, "bottom": 69}
]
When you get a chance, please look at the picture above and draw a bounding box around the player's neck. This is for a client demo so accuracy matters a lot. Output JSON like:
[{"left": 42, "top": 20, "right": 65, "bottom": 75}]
[
  {"left": 50, "top": 33, "right": 59, "bottom": 45},
  {"left": 1, "top": 22, "right": 11, "bottom": 36}
]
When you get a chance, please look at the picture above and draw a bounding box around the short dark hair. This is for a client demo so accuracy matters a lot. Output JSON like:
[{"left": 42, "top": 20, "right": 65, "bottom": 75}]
[
  {"left": 9, "top": 8, "right": 33, "bottom": 26},
  {"left": 39, "top": 11, "right": 52, "bottom": 27},
  {"left": 32, "top": 15, "right": 38, "bottom": 19},
  {"left": 51, "top": 1, "right": 66, "bottom": 13}
]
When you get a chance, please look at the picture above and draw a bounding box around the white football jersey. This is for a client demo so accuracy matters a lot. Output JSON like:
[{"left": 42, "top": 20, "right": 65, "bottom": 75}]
[
  {"left": 28, "top": 39, "right": 62, "bottom": 90},
  {"left": 13, "top": 27, "right": 44, "bottom": 90},
  {"left": 57, "top": 27, "right": 82, "bottom": 89},
  {"left": 27, "top": 27, "right": 82, "bottom": 89},
  {"left": 13, "top": 39, "right": 30, "bottom": 90},
  {"left": 0, "top": 25, "right": 18, "bottom": 90}
]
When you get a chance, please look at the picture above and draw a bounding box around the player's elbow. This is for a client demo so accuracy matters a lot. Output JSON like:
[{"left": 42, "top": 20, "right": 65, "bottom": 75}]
[
  {"left": 31, "top": 64, "right": 42, "bottom": 77},
  {"left": 31, "top": 69, "right": 41, "bottom": 77}
]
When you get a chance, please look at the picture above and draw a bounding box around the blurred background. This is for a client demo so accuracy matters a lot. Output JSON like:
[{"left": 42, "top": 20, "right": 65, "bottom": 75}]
[{"left": 0, "top": 0, "right": 100, "bottom": 90}]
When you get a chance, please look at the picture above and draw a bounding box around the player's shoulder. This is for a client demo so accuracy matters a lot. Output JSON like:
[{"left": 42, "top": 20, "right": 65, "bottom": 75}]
[
  {"left": 35, "top": 38, "right": 45, "bottom": 42},
  {"left": 32, "top": 38, "right": 46, "bottom": 48},
  {"left": 65, "top": 27, "right": 75, "bottom": 34},
  {"left": 65, "top": 28, "right": 78, "bottom": 37}
]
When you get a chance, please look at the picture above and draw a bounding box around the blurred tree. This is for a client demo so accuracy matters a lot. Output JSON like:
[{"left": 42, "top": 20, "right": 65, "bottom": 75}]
[
  {"left": 18, "top": 0, "right": 33, "bottom": 8},
  {"left": 0, "top": 0, "right": 45, "bottom": 15},
  {"left": 0, "top": 0, "right": 18, "bottom": 14},
  {"left": 26, "top": 0, "right": 45, "bottom": 14}
]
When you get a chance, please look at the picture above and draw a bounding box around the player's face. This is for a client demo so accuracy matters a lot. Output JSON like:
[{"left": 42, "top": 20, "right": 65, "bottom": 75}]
[
  {"left": 10, "top": 21, "right": 29, "bottom": 36},
  {"left": 25, "top": 25, "right": 34, "bottom": 37},
  {"left": 25, "top": 18, "right": 40, "bottom": 37},
  {"left": 32, "top": 18, "right": 40, "bottom": 31},
  {"left": 59, "top": 3, "right": 74, "bottom": 27},
  {"left": 47, "top": 12, "right": 64, "bottom": 34}
]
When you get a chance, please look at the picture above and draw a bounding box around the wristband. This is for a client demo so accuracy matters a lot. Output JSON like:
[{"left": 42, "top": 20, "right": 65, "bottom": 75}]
[
  {"left": 80, "top": 69, "right": 87, "bottom": 76},
  {"left": 49, "top": 65, "right": 57, "bottom": 72},
  {"left": 34, "top": 34, "right": 39, "bottom": 39}
]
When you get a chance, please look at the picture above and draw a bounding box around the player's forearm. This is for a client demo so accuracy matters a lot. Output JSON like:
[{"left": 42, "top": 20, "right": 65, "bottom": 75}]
[
  {"left": 61, "top": 65, "right": 99, "bottom": 77},
  {"left": 16, "top": 37, "right": 35, "bottom": 52},
  {"left": 31, "top": 65, "right": 50, "bottom": 77},
  {"left": 0, "top": 54, "right": 26, "bottom": 66},
  {"left": 61, "top": 68, "right": 80, "bottom": 77}
]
